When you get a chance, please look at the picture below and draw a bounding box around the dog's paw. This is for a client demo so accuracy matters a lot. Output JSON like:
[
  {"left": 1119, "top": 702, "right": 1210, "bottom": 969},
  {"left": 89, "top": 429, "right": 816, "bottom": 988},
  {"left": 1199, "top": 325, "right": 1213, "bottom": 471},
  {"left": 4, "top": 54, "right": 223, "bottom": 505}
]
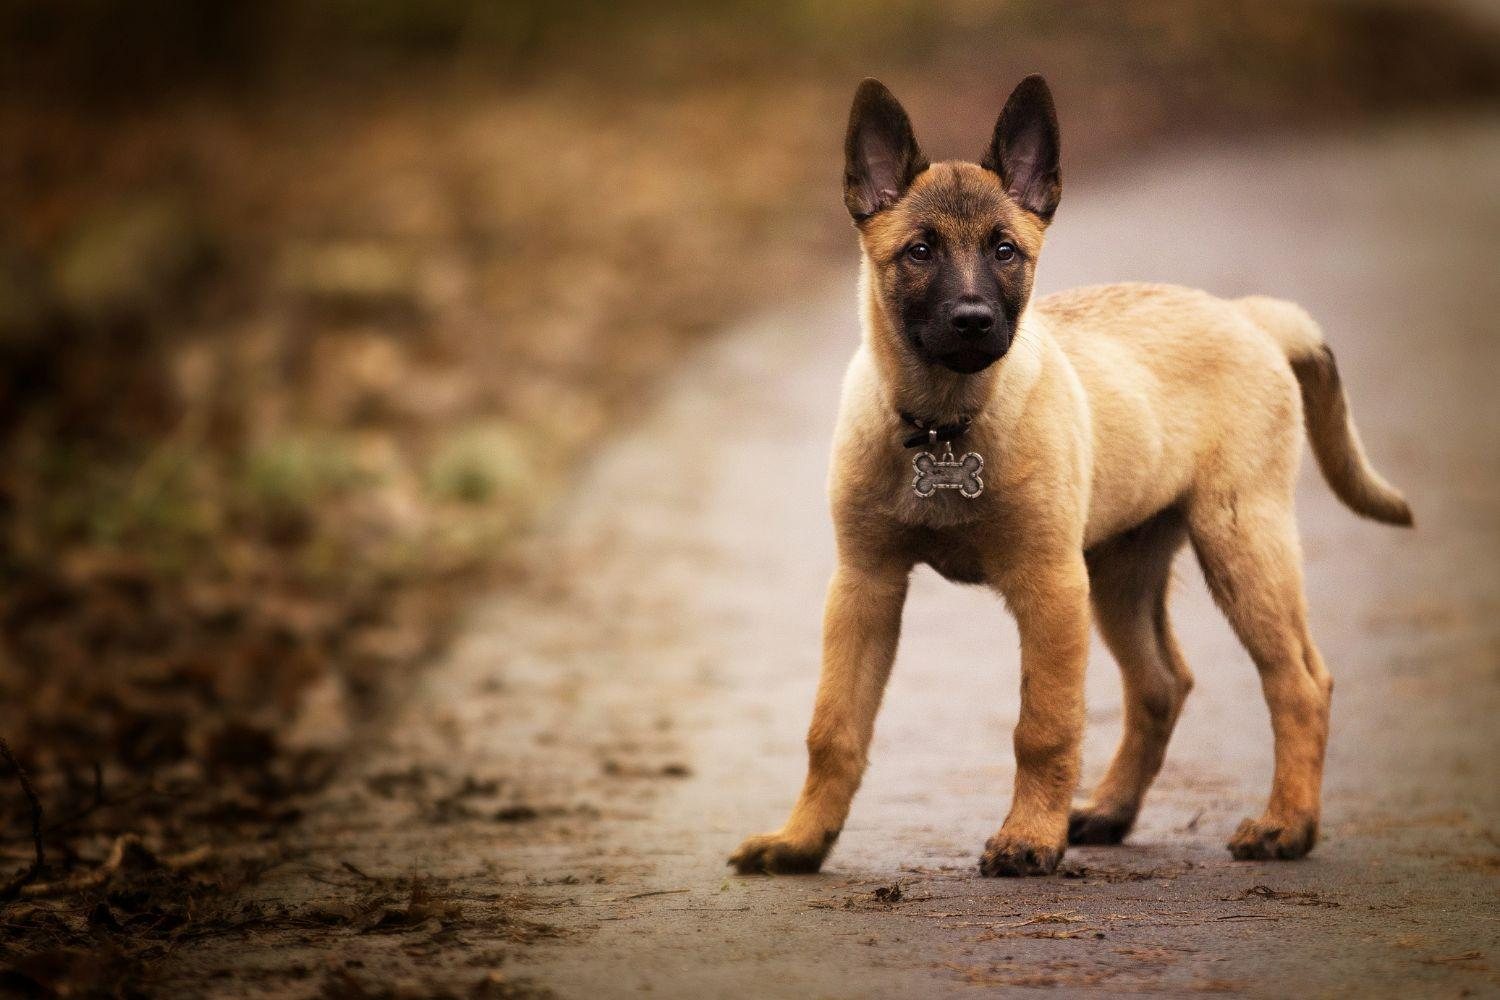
[
  {"left": 1067, "top": 806, "right": 1135, "bottom": 845},
  {"left": 728, "top": 832, "right": 831, "bottom": 875},
  {"left": 1227, "top": 816, "right": 1317, "bottom": 860},
  {"left": 979, "top": 832, "right": 1063, "bottom": 877}
]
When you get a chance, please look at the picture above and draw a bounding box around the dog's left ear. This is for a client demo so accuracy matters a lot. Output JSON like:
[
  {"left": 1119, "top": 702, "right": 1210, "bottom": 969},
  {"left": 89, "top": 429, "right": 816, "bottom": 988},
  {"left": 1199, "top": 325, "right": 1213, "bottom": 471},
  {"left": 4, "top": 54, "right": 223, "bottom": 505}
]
[{"left": 982, "top": 74, "right": 1062, "bottom": 223}]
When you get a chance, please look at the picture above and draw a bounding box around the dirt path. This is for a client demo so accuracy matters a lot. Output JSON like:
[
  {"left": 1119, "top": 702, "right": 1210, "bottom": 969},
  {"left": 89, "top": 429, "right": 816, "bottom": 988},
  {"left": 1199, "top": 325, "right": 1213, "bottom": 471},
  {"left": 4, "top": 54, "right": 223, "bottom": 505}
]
[{"left": 175, "top": 117, "right": 1499, "bottom": 998}]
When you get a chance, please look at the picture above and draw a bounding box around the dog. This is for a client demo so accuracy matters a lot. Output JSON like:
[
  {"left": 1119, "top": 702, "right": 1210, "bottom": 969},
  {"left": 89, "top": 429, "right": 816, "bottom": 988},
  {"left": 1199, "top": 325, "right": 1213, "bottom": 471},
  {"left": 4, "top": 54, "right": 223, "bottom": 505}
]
[{"left": 730, "top": 75, "right": 1412, "bottom": 877}]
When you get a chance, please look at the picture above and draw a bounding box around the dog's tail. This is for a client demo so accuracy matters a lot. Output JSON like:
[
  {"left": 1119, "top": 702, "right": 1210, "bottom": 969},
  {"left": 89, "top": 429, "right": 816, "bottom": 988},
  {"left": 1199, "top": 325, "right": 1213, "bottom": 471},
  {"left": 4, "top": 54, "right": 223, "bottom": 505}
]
[{"left": 1238, "top": 295, "right": 1413, "bottom": 527}]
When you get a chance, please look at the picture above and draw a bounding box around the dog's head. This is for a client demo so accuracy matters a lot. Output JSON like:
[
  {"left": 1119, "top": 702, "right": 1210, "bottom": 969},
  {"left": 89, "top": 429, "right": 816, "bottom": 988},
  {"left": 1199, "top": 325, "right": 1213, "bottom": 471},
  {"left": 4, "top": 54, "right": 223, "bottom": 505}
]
[{"left": 845, "top": 75, "right": 1060, "bottom": 376}]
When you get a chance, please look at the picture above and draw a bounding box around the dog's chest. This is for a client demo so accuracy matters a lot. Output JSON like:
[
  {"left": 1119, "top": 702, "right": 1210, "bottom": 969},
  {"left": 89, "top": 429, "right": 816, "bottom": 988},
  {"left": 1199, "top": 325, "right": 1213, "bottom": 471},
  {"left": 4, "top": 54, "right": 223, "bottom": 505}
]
[
  {"left": 900, "top": 522, "right": 991, "bottom": 585},
  {"left": 879, "top": 440, "right": 1004, "bottom": 533}
]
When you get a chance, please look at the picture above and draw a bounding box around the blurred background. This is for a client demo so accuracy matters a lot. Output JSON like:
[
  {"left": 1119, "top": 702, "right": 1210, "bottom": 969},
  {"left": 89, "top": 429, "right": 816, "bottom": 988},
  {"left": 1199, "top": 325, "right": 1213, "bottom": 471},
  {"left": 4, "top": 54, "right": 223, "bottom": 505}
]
[{"left": 1, "top": 1, "right": 1497, "bottom": 995}]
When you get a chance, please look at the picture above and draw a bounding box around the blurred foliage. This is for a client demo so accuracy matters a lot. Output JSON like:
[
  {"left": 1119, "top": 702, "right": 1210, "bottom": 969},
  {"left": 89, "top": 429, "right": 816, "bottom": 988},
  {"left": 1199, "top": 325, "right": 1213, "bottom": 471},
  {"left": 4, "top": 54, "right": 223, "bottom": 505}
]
[
  {"left": 50, "top": 198, "right": 214, "bottom": 326},
  {"left": 5, "top": 0, "right": 1499, "bottom": 106},
  {"left": 239, "top": 433, "right": 367, "bottom": 540},
  {"left": 427, "top": 421, "right": 531, "bottom": 506}
]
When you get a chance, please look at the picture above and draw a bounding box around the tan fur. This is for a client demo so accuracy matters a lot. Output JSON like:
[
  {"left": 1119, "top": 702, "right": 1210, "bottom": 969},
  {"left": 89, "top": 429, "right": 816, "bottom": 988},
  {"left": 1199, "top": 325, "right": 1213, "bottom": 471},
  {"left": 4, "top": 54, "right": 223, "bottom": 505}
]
[{"left": 731, "top": 139, "right": 1410, "bottom": 877}]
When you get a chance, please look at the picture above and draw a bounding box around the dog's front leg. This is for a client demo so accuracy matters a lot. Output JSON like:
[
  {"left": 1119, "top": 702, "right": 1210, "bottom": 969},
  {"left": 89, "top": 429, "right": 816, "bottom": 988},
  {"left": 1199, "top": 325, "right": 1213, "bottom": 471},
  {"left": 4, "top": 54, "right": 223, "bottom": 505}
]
[
  {"left": 981, "top": 555, "right": 1090, "bottom": 876},
  {"left": 730, "top": 558, "right": 909, "bottom": 874}
]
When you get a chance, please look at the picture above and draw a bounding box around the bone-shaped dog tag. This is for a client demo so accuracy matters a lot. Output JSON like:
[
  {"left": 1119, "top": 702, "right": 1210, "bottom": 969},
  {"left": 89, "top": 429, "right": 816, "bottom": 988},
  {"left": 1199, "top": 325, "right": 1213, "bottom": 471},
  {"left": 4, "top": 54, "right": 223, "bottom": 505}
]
[{"left": 913, "top": 449, "right": 984, "bottom": 499}]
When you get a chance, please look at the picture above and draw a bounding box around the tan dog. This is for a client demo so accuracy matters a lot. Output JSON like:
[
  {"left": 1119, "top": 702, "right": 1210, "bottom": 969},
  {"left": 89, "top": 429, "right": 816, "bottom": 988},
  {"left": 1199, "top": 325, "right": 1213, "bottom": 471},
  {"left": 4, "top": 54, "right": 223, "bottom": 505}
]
[{"left": 730, "top": 75, "right": 1412, "bottom": 877}]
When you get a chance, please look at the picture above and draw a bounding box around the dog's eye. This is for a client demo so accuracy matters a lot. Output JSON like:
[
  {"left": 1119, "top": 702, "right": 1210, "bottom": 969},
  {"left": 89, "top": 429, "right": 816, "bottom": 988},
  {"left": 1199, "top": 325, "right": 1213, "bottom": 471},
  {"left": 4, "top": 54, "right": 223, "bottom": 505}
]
[
  {"left": 994, "top": 241, "right": 1018, "bottom": 263},
  {"left": 907, "top": 242, "right": 931, "bottom": 262}
]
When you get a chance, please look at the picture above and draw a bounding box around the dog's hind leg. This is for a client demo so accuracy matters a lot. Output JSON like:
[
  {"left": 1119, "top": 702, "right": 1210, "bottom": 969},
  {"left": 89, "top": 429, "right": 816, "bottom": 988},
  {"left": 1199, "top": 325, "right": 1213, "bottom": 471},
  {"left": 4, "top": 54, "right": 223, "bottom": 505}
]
[
  {"left": 1071, "top": 509, "right": 1193, "bottom": 845},
  {"left": 1188, "top": 491, "right": 1332, "bottom": 860}
]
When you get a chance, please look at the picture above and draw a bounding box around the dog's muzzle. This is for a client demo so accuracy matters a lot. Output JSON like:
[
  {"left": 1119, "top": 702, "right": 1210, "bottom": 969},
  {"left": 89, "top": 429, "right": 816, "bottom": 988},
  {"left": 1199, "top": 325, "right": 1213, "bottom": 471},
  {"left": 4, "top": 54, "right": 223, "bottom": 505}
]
[{"left": 929, "top": 327, "right": 1012, "bottom": 374}]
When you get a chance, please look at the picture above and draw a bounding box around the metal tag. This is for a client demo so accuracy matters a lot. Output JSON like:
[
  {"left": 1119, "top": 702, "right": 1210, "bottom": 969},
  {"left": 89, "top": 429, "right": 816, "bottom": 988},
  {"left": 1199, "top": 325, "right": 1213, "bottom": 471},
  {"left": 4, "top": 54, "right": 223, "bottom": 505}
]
[{"left": 913, "top": 446, "right": 984, "bottom": 499}]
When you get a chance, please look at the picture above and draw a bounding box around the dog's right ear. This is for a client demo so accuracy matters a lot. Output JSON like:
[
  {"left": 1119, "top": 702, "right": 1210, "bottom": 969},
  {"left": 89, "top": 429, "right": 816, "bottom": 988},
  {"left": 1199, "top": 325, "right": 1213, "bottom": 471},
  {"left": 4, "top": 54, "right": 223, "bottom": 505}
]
[{"left": 843, "top": 79, "right": 927, "bottom": 223}]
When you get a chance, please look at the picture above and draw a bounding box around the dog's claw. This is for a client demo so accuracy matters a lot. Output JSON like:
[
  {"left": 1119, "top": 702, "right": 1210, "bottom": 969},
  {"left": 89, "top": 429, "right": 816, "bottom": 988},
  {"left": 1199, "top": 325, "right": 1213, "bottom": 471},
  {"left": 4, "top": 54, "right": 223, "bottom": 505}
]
[
  {"left": 979, "top": 833, "right": 1063, "bottom": 877},
  {"left": 1067, "top": 806, "right": 1135, "bottom": 845},
  {"left": 729, "top": 833, "right": 829, "bottom": 875},
  {"left": 1227, "top": 816, "right": 1317, "bottom": 860}
]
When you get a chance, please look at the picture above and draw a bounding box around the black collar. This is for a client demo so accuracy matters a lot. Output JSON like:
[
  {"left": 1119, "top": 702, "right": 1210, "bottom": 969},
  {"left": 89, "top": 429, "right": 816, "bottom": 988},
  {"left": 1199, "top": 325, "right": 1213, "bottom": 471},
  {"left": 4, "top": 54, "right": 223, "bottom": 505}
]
[{"left": 898, "top": 411, "right": 972, "bottom": 450}]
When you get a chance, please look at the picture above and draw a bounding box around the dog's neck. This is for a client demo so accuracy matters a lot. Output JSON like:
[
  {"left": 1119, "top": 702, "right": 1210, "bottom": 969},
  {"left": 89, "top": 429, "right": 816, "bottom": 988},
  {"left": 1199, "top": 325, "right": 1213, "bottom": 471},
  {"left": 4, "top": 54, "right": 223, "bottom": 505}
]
[{"left": 859, "top": 264, "right": 1044, "bottom": 430}]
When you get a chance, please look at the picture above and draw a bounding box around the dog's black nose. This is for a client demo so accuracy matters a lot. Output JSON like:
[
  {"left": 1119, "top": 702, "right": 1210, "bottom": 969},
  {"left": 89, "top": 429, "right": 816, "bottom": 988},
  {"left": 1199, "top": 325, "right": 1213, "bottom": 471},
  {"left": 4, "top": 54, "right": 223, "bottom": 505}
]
[{"left": 950, "top": 303, "right": 994, "bottom": 337}]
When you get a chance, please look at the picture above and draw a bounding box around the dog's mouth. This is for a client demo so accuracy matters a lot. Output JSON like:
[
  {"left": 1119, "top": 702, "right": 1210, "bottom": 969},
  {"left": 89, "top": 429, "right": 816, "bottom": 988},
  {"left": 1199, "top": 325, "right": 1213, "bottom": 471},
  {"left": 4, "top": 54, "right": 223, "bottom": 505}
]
[
  {"left": 914, "top": 329, "right": 1012, "bottom": 375},
  {"left": 934, "top": 347, "right": 1004, "bottom": 375}
]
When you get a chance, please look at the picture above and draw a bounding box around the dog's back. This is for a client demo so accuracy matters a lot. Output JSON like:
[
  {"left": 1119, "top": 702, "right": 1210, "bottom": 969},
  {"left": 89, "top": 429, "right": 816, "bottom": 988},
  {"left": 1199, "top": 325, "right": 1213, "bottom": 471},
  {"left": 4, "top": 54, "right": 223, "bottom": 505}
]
[{"left": 1036, "top": 282, "right": 1410, "bottom": 546}]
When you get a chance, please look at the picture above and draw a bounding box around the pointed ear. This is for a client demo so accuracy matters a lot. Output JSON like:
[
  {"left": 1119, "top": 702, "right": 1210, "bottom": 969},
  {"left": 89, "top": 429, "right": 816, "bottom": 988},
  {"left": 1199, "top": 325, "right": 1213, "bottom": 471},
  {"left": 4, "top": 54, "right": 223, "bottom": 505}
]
[
  {"left": 843, "top": 79, "right": 928, "bottom": 222},
  {"left": 981, "top": 74, "right": 1061, "bottom": 223}
]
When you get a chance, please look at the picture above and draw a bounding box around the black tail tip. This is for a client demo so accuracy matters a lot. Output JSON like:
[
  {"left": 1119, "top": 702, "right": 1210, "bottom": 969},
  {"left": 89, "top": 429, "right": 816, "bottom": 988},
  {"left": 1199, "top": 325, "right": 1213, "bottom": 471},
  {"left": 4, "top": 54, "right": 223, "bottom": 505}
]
[{"left": 1382, "top": 499, "right": 1415, "bottom": 528}]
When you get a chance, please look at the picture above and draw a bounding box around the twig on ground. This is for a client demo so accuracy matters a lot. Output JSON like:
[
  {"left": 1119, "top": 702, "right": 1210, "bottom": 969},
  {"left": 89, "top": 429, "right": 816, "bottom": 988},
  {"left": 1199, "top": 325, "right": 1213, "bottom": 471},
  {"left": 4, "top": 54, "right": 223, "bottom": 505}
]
[
  {"left": 19, "top": 833, "right": 211, "bottom": 898},
  {"left": 610, "top": 888, "right": 690, "bottom": 902},
  {"left": 1420, "top": 951, "right": 1483, "bottom": 964},
  {"left": 1001, "top": 911, "right": 1083, "bottom": 929},
  {"left": 0, "top": 736, "right": 44, "bottom": 898}
]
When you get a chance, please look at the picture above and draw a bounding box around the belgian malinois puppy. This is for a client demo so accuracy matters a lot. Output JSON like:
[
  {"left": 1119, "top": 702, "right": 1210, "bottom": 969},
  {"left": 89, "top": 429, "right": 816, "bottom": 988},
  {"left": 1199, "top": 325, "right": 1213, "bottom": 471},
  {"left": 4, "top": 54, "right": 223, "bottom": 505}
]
[{"left": 730, "top": 75, "right": 1412, "bottom": 877}]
